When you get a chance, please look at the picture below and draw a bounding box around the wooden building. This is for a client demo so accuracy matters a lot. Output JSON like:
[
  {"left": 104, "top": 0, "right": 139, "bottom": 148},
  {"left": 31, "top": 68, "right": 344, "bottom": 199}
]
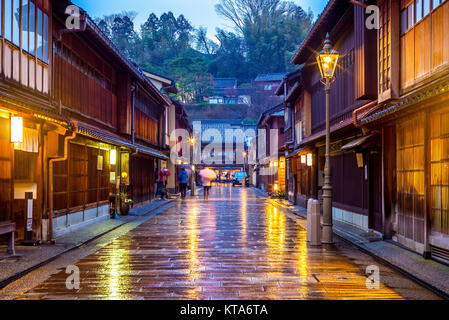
[
  {"left": 279, "top": 0, "right": 380, "bottom": 232},
  {"left": 256, "top": 103, "right": 285, "bottom": 193},
  {"left": 172, "top": 101, "right": 193, "bottom": 193},
  {"left": 0, "top": 0, "right": 170, "bottom": 244},
  {"left": 358, "top": 0, "right": 449, "bottom": 262}
]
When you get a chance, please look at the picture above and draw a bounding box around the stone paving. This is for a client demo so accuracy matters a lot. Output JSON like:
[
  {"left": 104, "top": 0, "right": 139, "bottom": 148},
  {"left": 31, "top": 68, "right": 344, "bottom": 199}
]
[
  {"left": 15, "top": 185, "right": 441, "bottom": 300},
  {"left": 0, "top": 200, "right": 174, "bottom": 286}
]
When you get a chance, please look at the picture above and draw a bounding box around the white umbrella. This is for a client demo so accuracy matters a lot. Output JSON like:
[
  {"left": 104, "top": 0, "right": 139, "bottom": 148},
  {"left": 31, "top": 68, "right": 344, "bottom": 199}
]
[{"left": 199, "top": 169, "right": 216, "bottom": 181}]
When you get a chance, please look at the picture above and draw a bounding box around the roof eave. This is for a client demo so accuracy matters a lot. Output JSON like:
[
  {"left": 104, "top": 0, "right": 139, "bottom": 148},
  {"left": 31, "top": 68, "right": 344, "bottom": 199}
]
[
  {"left": 83, "top": 18, "right": 170, "bottom": 107},
  {"left": 290, "top": 0, "right": 339, "bottom": 65}
]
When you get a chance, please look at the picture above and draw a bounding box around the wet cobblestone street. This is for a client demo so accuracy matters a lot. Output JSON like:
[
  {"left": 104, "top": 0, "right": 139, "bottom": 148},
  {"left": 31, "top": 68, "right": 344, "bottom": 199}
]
[{"left": 14, "top": 185, "right": 440, "bottom": 300}]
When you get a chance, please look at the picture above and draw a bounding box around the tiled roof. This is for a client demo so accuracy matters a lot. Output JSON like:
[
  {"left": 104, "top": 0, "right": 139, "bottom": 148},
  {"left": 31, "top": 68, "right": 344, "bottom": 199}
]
[
  {"left": 77, "top": 122, "right": 168, "bottom": 160},
  {"left": 191, "top": 119, "right": 256, "bottom": 143},
  {"left": 213, "top": 78, "right": 238, "bottom": 89},
  {"left": 257, "top": 103, "right": 285, "bottom": 127},
  {"left": 361, "top": 79, "right": 449, "bottom": 124},
  {"left": 65, "top": 1, "right": 170, "bottom": 106},
  {"left": 254, "top": 73, "right": 287, "bottom": 82},
  {"left": 290, "top": 0, "right": 350, "bottom": 65}
]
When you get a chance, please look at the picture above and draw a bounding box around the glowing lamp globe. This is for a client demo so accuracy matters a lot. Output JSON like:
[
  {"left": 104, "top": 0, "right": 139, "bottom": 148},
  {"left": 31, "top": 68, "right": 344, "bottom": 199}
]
[{"left": 317, "top": 33, "right": 339, "bottom": 81}]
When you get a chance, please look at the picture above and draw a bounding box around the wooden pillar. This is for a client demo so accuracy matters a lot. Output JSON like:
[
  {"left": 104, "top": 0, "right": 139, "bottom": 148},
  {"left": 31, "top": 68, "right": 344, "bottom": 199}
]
[{"left": 35, "top": 123, "right": 44, "bottom": 240}]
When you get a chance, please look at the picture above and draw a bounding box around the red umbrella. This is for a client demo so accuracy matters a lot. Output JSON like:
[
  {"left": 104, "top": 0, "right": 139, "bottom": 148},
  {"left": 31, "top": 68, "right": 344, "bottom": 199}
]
[{"left": 160, "top": 169, "right": 171, "bottom": 176}]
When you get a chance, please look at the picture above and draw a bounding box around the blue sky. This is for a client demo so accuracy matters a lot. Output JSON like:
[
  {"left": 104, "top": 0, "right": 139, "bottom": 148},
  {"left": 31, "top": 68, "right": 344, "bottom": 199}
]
[{"left": 72, "top": 0, "right": 328, "bottom": 40}]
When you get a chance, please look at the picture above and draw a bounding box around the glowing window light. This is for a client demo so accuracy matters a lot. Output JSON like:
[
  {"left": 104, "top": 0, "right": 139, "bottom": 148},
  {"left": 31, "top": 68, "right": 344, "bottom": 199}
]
[
  {"left": 274, "top": 184, "right": 279, "bottom": 191},
  {"left": 301, "top": 155, "right": 307, "bottom": 164},
  {"left": 11, "top": 117, "right": 23, "bottom": 143},
  {"left": 110, "top": 149, "right": 117, "bottom": 165},
  {"left": 307, "top": 153, "right": 313, "bottom": 167}
]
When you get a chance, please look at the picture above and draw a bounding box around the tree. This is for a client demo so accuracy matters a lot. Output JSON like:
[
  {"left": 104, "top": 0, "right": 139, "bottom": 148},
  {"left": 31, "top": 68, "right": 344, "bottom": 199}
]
[
  {"left": 215, "top": 0, "right": 312, "bottom": 74},
  {"left": 208, "top": 29, "right": 251, "bottom": 81},
  {"left": 111, "top": 15, "right": 137, "bottom": 60},
  {"left": 194, "top": 27, "right": 218, "bottom": 55},
  {"left": 167, "top": 50, "right": 213, "bottom": 104},
  {"left": 215, "top": 0, "right": 296, "bottom": 34}
]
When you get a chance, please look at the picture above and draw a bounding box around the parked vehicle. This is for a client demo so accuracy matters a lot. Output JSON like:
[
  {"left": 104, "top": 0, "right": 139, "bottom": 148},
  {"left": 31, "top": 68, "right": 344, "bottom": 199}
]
[{"left": 232, "top": 172, "right": 249, "bottom": 187}]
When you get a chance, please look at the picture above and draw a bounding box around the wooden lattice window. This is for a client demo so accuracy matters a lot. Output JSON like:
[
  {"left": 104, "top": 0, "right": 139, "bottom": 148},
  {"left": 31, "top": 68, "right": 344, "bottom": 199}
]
[
  {"left": 135, "top": 109, "right": 159, "bottom": 144},
  {"left": 396, "top": 115, "right": 425, "bottom": 244},
  {"left": 53, "top": 143, "right": 111, "bottom": 213},
  {"left": 379, "top": 0, "right": 392, "bottom": 93},
  {"left": 430, "top": 109, "right": 449, "bottom": 235}
]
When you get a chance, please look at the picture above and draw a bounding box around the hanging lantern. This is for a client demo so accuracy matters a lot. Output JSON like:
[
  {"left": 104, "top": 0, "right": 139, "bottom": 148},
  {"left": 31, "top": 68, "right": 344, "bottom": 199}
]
[
  {"left": 307, "top": 153, "right": 313, "bottom": 167},
  {"left": 110, "top": 149, "right": 117, "bottom": 165},
  {"left": 10, "top": 116, "right": 23, "bottom": 143}
]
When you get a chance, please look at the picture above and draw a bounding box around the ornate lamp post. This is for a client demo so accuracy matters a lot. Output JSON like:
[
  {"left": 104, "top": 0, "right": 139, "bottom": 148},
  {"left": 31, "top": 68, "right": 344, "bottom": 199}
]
[
  {"left": 190, "top": 137, "right": 196, "bottom": 196},
  {"left": 316, "top": 33, "right": 339, "bottom": 244}
]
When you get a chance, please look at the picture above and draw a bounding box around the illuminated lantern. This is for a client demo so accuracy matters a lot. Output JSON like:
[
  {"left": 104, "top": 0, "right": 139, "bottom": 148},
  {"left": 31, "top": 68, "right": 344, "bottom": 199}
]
[
  {"left": 110, "top": 149, "right": 117, "bottom": 165},
  {"left": 307, "top": 153, "right": 313, "bottom": 167},
  {"left": 301, "top": 155, "right": 307, "bottom": 164},
  {"left": 11, "top": 116, "right": 23, "bottom": 143}
]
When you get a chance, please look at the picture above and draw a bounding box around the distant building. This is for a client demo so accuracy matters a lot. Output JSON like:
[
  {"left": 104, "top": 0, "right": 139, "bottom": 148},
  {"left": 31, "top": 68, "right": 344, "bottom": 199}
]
[
  {"left": 254, "top": 103, "right": 285, "bottom": 193},
  {"left": 206, "top": 78, "right": 252, "bottom": 105},
  {"left": 253, "top": 73, "right": 286, "bottom": 94},
  {"left": 251, "top": 73, "right": 286, "bottom": 113},
  {"left": 205, "top": 74, "right": 286, "bottom": 108},
  {"left": 192, "top": 119, "right": 256, "bottom": 170}
]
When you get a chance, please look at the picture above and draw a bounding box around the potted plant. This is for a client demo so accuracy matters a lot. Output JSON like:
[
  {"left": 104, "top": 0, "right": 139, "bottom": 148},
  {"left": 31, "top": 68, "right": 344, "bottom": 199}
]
[{"left": 120, "top": 193, "right": 133, "bottom": 216}]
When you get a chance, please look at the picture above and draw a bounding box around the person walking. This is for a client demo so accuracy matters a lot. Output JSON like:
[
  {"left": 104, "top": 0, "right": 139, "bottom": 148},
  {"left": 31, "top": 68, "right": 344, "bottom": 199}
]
[
  {"left": 202, "top": 177, "right": 211, "bottom": 200},
  {"left": 178, "top": 168, "right": 189, "bottom": 199},
  {"left": 199, "top": 169, "right": 216, "bottom": 200},
  {"left": 156, "top": 170, "right": 167, "bottom": 199}
]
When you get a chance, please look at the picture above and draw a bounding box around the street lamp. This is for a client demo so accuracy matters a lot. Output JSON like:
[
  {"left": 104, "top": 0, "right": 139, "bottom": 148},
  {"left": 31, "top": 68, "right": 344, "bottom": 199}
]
[
  {"left": 316, "top": 33, "right": 339, "bottom": 244},
  {"left": 190, "top": 137, "right": 196, "bottom": 196},
  {"left": 242, "top": 151, "right": 247, "bottom": 187}
]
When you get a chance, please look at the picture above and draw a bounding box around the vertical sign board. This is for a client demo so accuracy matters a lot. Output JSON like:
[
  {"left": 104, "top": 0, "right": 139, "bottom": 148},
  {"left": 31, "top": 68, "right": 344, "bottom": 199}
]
[{"left": 25, "top": 192, "right": 33, "bottom": 240}]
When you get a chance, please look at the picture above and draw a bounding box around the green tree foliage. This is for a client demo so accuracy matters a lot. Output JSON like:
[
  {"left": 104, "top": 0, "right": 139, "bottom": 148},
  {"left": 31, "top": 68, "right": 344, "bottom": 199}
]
[
  {"left": 216, "top": 0, "right": 313, "bottom": 75},
  {"left": 167, "top": 51, "right": 213, "bottom": 104},
  {"left": 94, "top": 1, "right": 312, "bottom": 105},
  {"left": 208, "top": 29, "right": 250, "bottom": 81},
  {"left": 194, "top": 27, "right": 218, "bottom": 55},
  {"left": 111, "top": 15, "right": 138, "bottom": 60}
]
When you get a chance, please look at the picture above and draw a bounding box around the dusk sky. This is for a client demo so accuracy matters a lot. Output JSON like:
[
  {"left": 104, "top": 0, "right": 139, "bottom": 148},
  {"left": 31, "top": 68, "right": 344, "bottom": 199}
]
[{"left": 72, "top": 0, "right": 328, "bottom": 40}]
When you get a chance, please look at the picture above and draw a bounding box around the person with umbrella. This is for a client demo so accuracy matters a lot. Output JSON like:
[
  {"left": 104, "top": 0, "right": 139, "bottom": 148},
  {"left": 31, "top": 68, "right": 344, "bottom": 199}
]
[{"left": 199, "top": 169, "right": 216, "bottom": 200}]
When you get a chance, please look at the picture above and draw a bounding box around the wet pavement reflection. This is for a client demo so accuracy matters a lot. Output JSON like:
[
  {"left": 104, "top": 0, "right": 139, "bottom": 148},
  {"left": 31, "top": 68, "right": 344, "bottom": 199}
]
[{"left": 19, "top": 185, "right": 417, "bottom": 300}]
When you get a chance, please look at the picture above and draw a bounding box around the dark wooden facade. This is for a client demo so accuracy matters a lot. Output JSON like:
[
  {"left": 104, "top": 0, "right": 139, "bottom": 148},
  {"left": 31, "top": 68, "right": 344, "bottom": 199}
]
[
  {"left": 0, "top": 0, "right": 54, "bottom": 241},
  {"left": 359, "top": 0, "right": 449, "bottom": 261},
  {"left": 0, "top": 0, "right": 170, "bottom": 243},
  {"left": 282, "top": 0, "right": 449, "bottom": 263},
  {"left": 281, "top": 0, "right": 380, "bottom": 232}
]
